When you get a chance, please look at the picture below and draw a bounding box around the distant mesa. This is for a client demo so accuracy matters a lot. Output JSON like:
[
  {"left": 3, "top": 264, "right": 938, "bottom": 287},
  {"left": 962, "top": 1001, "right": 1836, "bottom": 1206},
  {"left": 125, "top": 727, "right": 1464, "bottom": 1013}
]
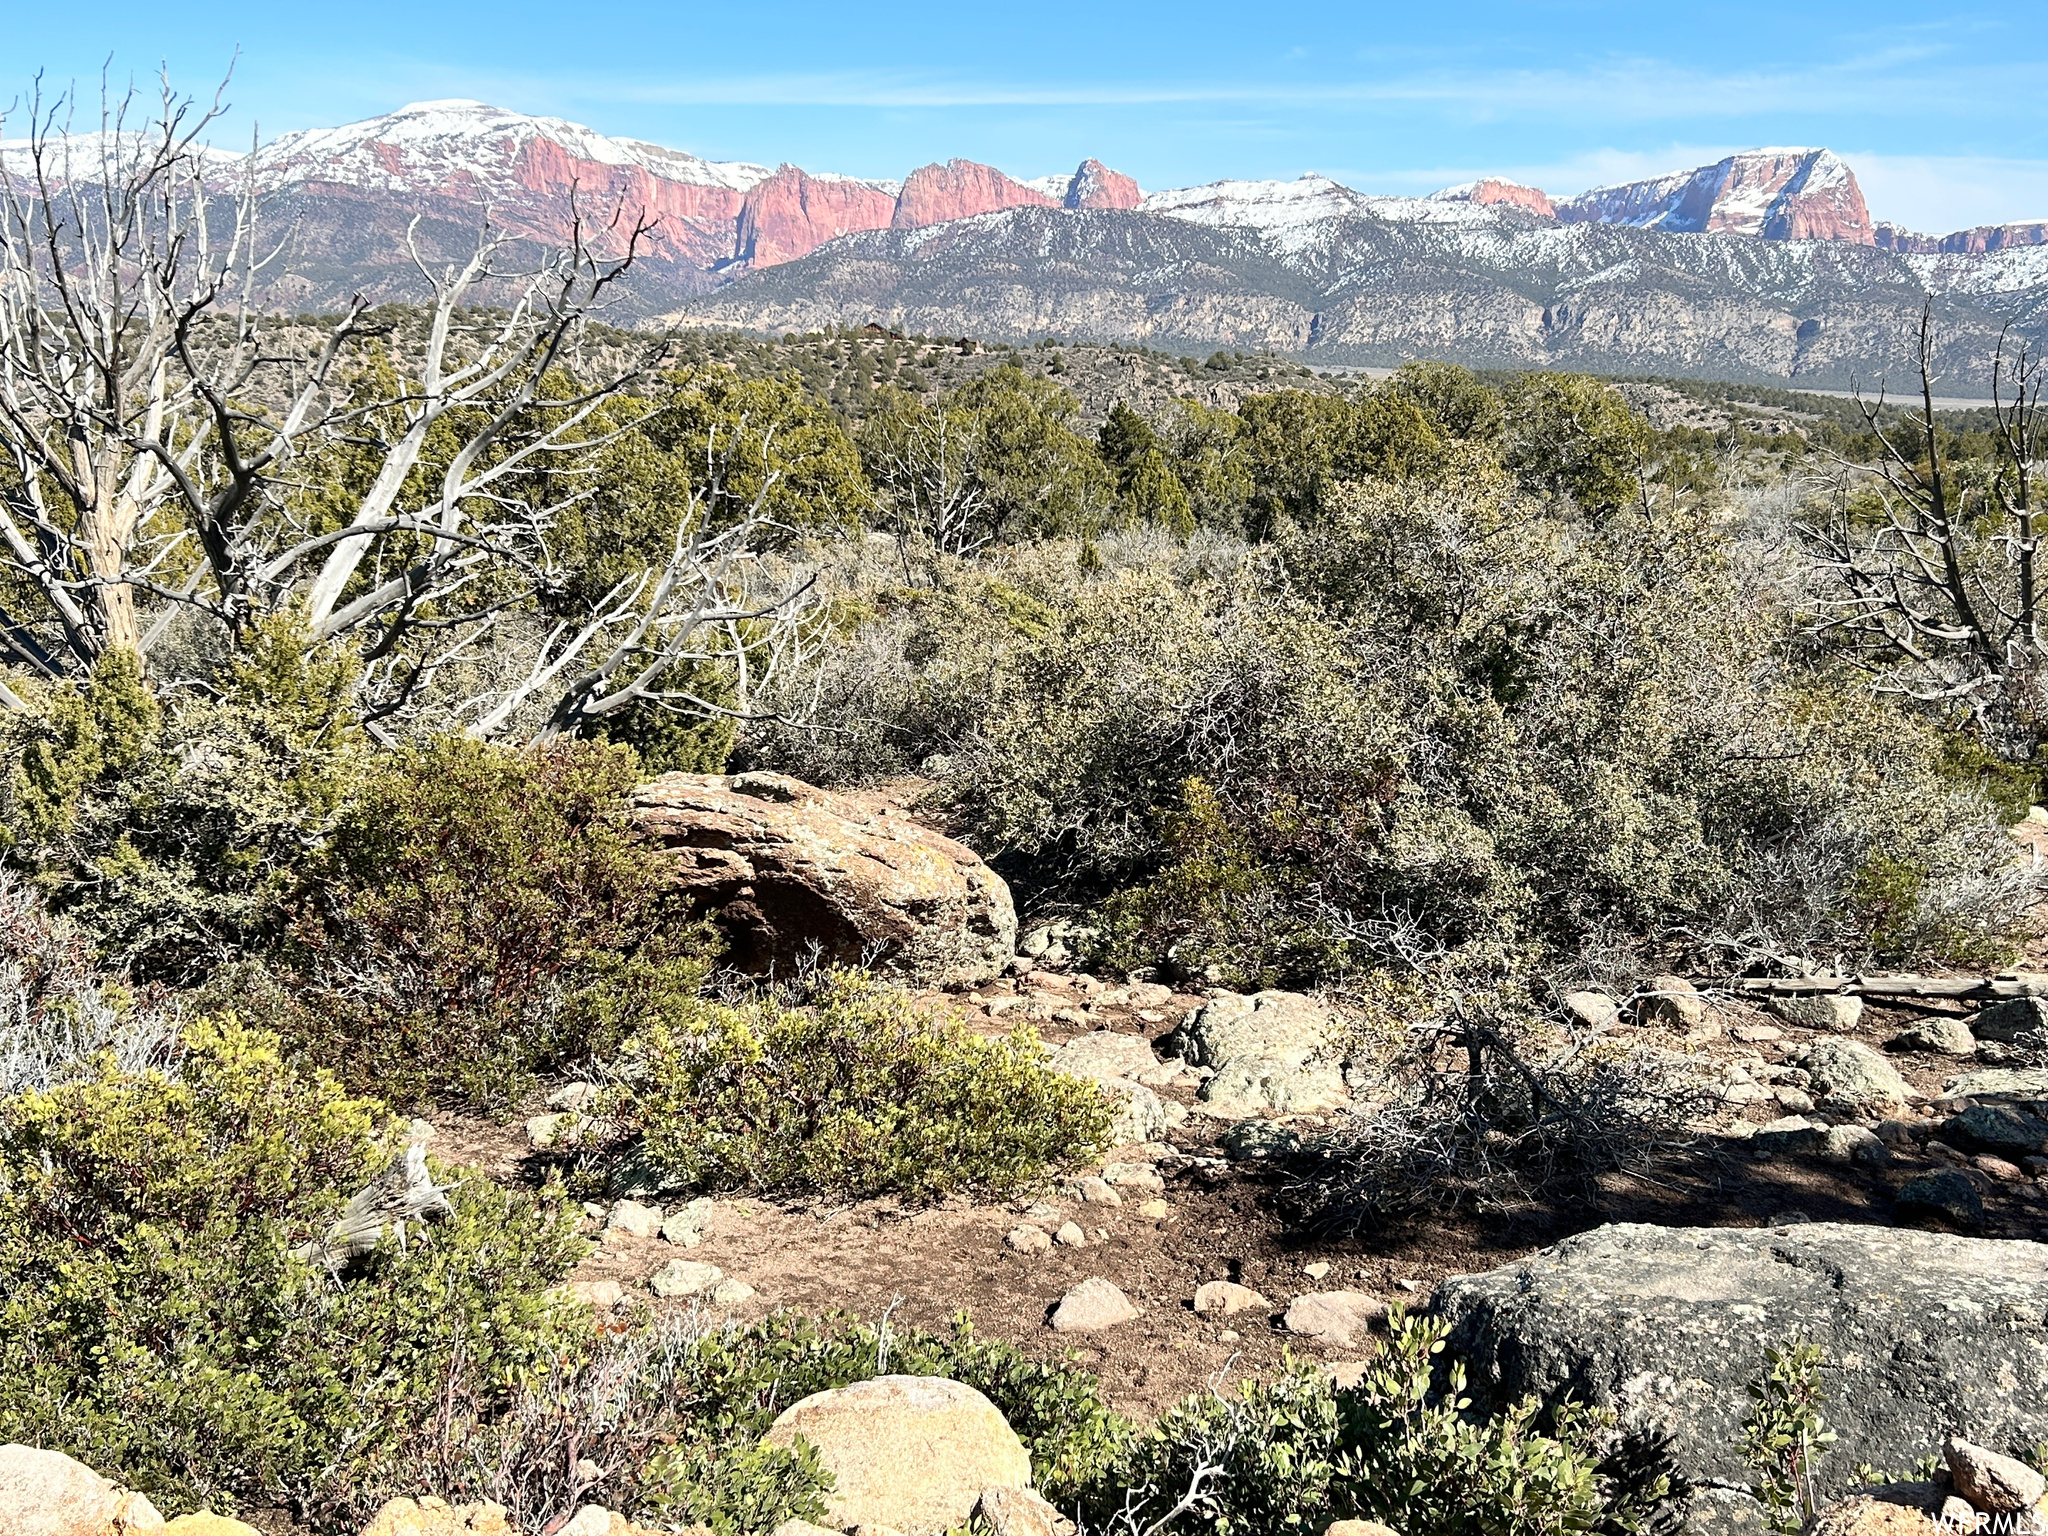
[{"left": 1431, "top": 178, "right": 1557, "bottom": 219}]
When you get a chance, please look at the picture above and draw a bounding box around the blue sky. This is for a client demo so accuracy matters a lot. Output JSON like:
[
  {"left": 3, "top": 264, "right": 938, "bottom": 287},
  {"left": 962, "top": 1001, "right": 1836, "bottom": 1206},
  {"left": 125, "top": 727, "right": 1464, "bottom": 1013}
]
[{"left": 5, "top": 1, "right": 2047, "bottom": 231}]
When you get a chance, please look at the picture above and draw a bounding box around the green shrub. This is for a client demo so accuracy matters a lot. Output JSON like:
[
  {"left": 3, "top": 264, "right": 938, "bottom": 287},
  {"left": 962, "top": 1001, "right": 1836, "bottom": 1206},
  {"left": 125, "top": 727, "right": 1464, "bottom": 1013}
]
[
  {"left": 358, "top": 1309, "right": 1129, "bottom": 1534},
  {"left": 291, "top": 737, "right": 713, "bottom": 1109},
  {"left": 1739, "top": 1342, "right": 1836, "bottom": 1534},
  {"left": 1098, "top": 1307, "right": 1677, "bottom": 1536},
  {"left": 599, "top": 970, "right": 1113, "bottom": 1199},
  {"left": 0, "top": 1018, "right": 587, "bottom": 1520},
  {"left": 0, "top": 639, "right": 352, "bottom": 980}
]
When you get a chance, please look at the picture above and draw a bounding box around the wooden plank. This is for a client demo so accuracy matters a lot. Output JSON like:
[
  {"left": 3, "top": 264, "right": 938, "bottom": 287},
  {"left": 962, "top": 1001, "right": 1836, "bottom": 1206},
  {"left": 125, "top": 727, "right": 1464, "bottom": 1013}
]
[{"left": 1697, "top": 973, "right": 2048, "bottom": 1001}]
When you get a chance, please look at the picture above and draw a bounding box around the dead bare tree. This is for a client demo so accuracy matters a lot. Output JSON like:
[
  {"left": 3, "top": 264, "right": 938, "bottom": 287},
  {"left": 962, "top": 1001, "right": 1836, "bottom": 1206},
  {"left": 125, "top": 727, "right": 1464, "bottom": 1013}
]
[
  {"left": 0, "top": 72, "right": 818, "bottom": 741},
  {"left": 1797, "top": 304, "right": 2046, "bottom": 756}
]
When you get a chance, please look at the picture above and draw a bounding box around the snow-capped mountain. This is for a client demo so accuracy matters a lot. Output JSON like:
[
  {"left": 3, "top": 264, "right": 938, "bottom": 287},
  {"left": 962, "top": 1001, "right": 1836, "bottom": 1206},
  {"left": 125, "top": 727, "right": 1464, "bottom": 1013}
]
[
  {"left": 8, "top": 99, "right": 2045, "bottom": 386},
  {"left": 1553, "top": 148, "right": 1872, "bottom": 242}
]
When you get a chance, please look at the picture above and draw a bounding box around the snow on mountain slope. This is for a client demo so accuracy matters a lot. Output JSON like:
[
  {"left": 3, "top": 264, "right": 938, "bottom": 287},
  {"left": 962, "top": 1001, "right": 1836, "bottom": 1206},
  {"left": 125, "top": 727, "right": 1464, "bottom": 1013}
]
[
  {"left": 1556, "top": 148, "right": 1872, "bottom": 242},
  {"left": 247, "top": 100, "right": 772, "bottom": 196}
]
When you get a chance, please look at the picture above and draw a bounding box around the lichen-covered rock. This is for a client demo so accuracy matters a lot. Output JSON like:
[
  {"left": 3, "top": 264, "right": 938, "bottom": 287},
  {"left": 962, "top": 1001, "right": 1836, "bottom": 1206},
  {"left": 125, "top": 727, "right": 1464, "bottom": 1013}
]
[
  {"left": 1193, "top": 1280, "right": 1268, "bottom": 1315},
  {"left": 1942, "top": 1104, "right": 2048, "bottom": 1155},
  {"left": 1944, "top": 1067, "right": 2048, "bottom": 1103},
  {"left": 1766, "top": 994, "right": 1865, "bottom": 1032},
  {"left": 1561, "top": 991, "right": 1620, "bottom": 1031},
  {"left": 1798, "top": 1038, "right": 1910, "bottom": 1117},
  {"left": 1969, "top": 998, "right": 2048, "bottom": 1045},
  {"left": 630, "top": 772, "right": 1015, "bottom": 984},
  {"left": 1178, "top": 991, "right": 1351, "bottom": 1118},
  {"left": 977, "top": 1487, "right": 1075, "bottom": 1536},
  {"left": 760, "top": 1376, "right": 1030, "bottom": 1535},
  {"left": 1895, "top": 1169, "right": 1987, "bottom": 1230},
  {"left": 1888, "top": 1018, "right": 1976, "bottom": 1056},
  {"left": 1433, "top": 1222, "right": 2048, "bottom": 1495}
]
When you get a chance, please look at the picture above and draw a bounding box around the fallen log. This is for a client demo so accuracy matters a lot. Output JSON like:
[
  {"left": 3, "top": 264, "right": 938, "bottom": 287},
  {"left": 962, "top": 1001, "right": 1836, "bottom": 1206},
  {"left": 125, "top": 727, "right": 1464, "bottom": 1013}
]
[
  {"left": 1695, "top": 973, "right": 2048, "bottom": 1001},
  {"left": 293, "top": 1143, "right": 452, "bottom": 1270}
]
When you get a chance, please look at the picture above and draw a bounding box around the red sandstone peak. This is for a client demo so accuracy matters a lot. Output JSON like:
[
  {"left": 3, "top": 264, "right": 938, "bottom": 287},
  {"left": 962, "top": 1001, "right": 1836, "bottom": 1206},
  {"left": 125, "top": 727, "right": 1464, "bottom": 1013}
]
[
  {"left": 1431, "top": 178, "right": 1556, "bottom": 219},
  {"left": 1557, "top": 148, "right": 1873, "bottom": 243},
  {"left": 1065, "top": 159, "right": 1142, "bottom": 210},
  {"left": 892, "top": 159, "right": 1061, "bottom": 229},
  {"left": 735, "top": 165, "right": 898, "bottom": 268}
]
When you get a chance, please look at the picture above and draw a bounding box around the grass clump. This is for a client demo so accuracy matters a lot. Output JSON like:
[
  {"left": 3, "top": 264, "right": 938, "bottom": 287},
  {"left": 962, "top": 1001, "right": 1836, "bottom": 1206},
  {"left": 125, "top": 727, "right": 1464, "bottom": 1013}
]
[{"left": 596, "top": 970, "right": 1112, "bottom": 1199}]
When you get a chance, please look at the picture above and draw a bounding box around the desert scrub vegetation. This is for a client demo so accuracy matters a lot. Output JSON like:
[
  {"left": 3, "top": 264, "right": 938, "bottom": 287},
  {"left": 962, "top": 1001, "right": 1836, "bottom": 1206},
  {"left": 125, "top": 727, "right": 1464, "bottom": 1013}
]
[
  {"left": 589, "top": 969, "right": 1114, "bottom": 1199},
  {"left": 284, "top": 736, "right": 715, "bottom": 1109},
  {"left": 747, "top": 464, "right": 2034, "bottom": 987},
  {"left": 1091, "top": 1307, "right": 1678, "bottom": 1536},
  {"left": 0, "top": 1018, "right": 588, "bottom": 1522}
]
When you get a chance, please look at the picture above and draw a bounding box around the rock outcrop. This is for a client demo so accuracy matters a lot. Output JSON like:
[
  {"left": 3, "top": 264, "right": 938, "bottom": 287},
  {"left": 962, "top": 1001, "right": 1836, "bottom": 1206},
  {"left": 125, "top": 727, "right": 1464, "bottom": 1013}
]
[
  {"left": 1433, "top": 1223, "right": 2048, "bottom": 1494},
  {"left": 629, "top": 772, "right": 1015, "bottom": 984},
  {"left": 735, "top": 165, "right": 898, "bottom": 267},
  {"left": 760, "top": 1376, "right": 1031, "bottom": 1535},
  {"left": 892, "top": 160, "right": 1060, "bottom": 229},
  {"left": 1433, "top": 178, "right": 1557, "bottom": 218}
]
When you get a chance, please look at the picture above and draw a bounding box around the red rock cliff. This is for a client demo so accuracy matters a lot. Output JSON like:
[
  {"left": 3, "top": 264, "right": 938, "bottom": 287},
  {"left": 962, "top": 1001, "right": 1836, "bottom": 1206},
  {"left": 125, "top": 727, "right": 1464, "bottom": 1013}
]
[
  {"left": 735, "top": 165, "right": 898, "bottom": 267},
  {"left": 1460, "top": 179, "right": 1557, "bottom": 218},
  {"left": 892, "top": 160, "right": 1060, "bottom": 229},
  {"left": 1064, "top": 158, "right": 1142, "bottom": 210}
]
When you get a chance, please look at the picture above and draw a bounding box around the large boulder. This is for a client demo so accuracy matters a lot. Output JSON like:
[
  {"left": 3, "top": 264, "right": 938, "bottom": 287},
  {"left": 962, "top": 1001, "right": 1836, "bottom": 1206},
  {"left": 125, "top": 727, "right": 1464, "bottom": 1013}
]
[
  {"left": 1175, "top": 991, "right": 1351, "bottom": 1119},
  {"left": 1969, "top": 998, "right": 2048, "bottom": 1045},
  {"left": 1433, "top": 1223, "right": 2048, "bottom": 1495},
  {"left": 760, "top": 1375, "right": 1030, "bottom": 1534},
  {"left": 630, "top": 773, "right": 1015, "bottom": 984},
  {"left": 0, "top": 1445, "right": 164, "bottom": 1536}
]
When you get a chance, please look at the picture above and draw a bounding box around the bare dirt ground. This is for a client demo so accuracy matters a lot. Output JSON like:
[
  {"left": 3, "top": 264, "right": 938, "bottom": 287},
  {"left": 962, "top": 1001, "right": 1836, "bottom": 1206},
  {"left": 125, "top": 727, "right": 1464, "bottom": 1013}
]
[{"left": 424, "top": 960, "right": 2048, "bottom": 1428}]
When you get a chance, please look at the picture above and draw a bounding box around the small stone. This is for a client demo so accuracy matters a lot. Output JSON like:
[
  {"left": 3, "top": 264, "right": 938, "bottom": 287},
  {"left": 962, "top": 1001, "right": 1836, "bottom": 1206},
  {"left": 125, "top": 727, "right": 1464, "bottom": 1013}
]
[
  {"left": 711, "top": 1278, "right": 756, "bottom": 1306},
  {"left": 1050, "top": 1277, "right": 1140, "bottom": 1331},
  {"left": 1821, "top": 1124, "right": 1889, "bottom": 1166},
  {"left": 1874, "top": 1119, "right": 1918, "bottom": 1146},
  {"left": 1894, "top": 1169, "right": 1987, "bottom": 1231},
  {"left": 1773, "top": 1086, "right": 1816, "bottom": 1114},
  {"left": 1221, "top": 1119, "right": 1302, "bottom": 1160},
  {"left": 548, "top": 1081, "right": 598, "bottom": 1111},
  {"left": 1216, "top": 1328, "right": 1240, "bottom": 1342},
  {"left": 162, "top": 1516, "right": 265, "bottom": 1535},
  {"left": 1005, "top": 1225, "right": 1052, "bottom": 1254},
  {"left": 1768, "top": 993, "right": 1865, "bottom": 1032},
  {"left": 526, "top": 1113, "right": 570, "bottom": 1149},
  {"left": 566, "top": 1279, "right": 625, "bottom": 1310},
  {"left": 1283, "top": 1291, "right": 1388, "bottom": 1346},
  {"left": 1562, "top": 991, "right": 1620, "bottom": 1031},
  {"left": 1054, "top": 1221, "right": 1087, "bottom": 1247},
  {"left": 1136, "top": 1199, "right": 1173, "bottom": 1219},
  {"left": 1065, "top": 1176, "right": 1123, "bottom": 1206},
  {"left": 649, "top": 1259, "right": 725, "bottom": 1297},
  {"left": 977, "top": 1486, "right": 1076, "bottom": 1536},
  {"left": 1940, "top": 1496, "right": 1976, "bottom": 1528},
  {"left": 1193, "top": 1280, "right": 1269, "bottom": 1315},
  {"left": 1323, "top": 1523, "right": 1403, "bottom": 1536},
  {"left": 1731, "top": 1023, "right": 1785, "bottom": 1043},
  {"left": 1888, "top": 1018, "right": 1977, "bottom": 1056},
  {"left": 1303, "top": 1261, "right": 1331, "bottom": 1280},
  {"left": 1973, "top": 1154, "right": 2026, "bottom": 1182},
  {"left": 1101, "top": 1161, "right": 1165, "bottom": 1193},
  {"left": 606, "top": 1200, "right": 663, "bottom": 1239},
  {"left": 1802, "top": 1037, "right": 1911, "bottom": 1117},
  {"left": 1945, "top": 1437, "right": 2047, "bottom": 1514},
  {"left": 661, "top": 1197, "right": 715, "bottom": 1245},
  {"left": 407, "top": 1117, "right": 437, "bottom": 1144},
  {"left": 1637, "top": 974, "right": 1710, "bottom": 1032}
]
